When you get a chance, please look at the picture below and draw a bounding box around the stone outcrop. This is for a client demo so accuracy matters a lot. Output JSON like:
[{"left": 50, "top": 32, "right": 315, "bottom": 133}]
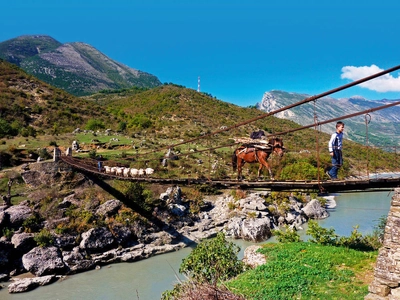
[
  {"left": 8, "top": 275, "right": 60, "bottom": 293},
  {"left": 2, "top": 204, "right": 32, "bottom": 229},
  {"left": 302, "top": 199, "right": 329, "bottom": 220},
  {"left": 79, "top": 227, "right": 116, "bottom": 253},
  {"left": 366, "top": 188, "right": 400, "bottom": 299},
  {"left": 242, "top": 245, "right": 266, "bottom": 268},
  {"left": 22, "top": 246, "right": 66, "bottom": 276}
]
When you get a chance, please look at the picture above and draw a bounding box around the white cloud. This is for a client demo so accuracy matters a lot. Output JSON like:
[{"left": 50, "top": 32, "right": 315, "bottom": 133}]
[{"left": 341, "top": 64, "right": 400, "bottom": 92}]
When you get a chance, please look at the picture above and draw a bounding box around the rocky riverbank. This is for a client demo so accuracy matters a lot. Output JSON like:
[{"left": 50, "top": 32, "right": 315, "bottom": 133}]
[{"left": 0, "top": 161, "right": 330, "bottom": 294}]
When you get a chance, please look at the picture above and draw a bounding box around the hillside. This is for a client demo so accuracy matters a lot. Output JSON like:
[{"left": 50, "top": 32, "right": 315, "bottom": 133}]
[
  {"left": 0, "top": 60, "right": 398, "bottom": 179},
  {"left": 257, "top": 90, "right": 400, "bottom": 147},
  {"left": 0, "top": 59, "right": 115, "bottom": 136},
  {"left": 0, "top": 35, "right": 162, "bottom": 96}
]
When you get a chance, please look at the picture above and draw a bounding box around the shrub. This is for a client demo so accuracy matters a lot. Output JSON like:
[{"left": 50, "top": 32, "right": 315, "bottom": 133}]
[
  {"left": 34, "top": 228, "right": 54, "bottom": 247},
  {"left": 179, "top": 232, "right": 246, "bottom": 284},
  {"left": 280, "top": 161, "right": 323, "bottom": 180},
  {"left": 22, "top": 213, "right": 44, "bottom": 233},
  {"left": 306, "top": 220, "right": 338, "bottom": 245},
  {"left": 2, "top": 227, "right": 14, "bottom": 240},
  {"left": 85, "top": 119, "right": 105, "bottom": 131},
  {"left": 272, "top": 225, "right": 302, "bottom": 243}
]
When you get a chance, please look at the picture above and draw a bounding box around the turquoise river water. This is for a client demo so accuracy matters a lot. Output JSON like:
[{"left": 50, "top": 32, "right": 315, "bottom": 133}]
[{"left": 0, "top": 190, "right": 394, "bottom": 300}]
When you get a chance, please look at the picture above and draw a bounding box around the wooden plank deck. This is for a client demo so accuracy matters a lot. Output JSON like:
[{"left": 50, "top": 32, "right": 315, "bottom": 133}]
[{"left": 60, "top": 156, "right": 400, "bottom": 193}]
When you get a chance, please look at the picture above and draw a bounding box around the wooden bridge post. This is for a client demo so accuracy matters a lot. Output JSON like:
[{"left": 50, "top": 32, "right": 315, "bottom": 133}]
[{"left": 53, "top": 147, "right": 61, "bottom": 162}]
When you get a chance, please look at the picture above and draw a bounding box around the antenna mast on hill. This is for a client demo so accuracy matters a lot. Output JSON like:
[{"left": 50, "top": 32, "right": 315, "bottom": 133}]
[{"left": 197, "top": 76, "right": 200, "bottom": 92}]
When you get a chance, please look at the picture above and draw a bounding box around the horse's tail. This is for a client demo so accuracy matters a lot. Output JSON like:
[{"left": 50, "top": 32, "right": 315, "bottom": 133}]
[{"left": 232, "top": 150, "right": 238, "bottom": 171}]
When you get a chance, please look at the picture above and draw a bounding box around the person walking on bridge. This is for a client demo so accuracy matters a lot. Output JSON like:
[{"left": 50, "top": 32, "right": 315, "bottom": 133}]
[{"left": 326, "top": 121, "right": 345, "bottom": 180}]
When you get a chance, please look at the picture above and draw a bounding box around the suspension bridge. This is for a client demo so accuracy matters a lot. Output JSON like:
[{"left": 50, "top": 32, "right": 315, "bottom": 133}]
[{"left": 59, "top": 65, "right": 400, "bottom": 193}]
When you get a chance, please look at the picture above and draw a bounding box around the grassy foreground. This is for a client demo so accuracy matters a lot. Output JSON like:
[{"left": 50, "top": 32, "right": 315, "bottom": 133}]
[{"left": 226, "top": 242, "right": 376, "bottom": 300}]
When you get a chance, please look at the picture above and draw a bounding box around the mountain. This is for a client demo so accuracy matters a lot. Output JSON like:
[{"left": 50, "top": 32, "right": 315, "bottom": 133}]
[
  {"left": 257, "top": 90, "right": 400, "bottom": 147},
  {"left": 0, "top": 59, "right": 114, "bottom": 135},
  {"left": 0, "top": 35, "right": 162, "bottom": 96}
]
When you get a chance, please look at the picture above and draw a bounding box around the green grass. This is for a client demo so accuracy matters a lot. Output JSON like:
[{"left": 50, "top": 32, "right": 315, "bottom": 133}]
[{"left": 226, "top": 242, "right": 376, "bottom": 300}]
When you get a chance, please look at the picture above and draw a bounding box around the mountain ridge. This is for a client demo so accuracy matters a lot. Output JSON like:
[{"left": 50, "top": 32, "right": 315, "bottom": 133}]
[
  {"left": 0, "top": 35, "right": 161, "bottom": 96},
  {"left": 256, "top": 90, "right": 400, "bottom": 147}
]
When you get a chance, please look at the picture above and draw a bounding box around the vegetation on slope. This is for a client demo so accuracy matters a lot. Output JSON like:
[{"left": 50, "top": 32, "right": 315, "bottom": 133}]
[
  {"left": 163, "top": 220, "right": 384, "bottom": 300},
  {"left": 0, "top": 59, "right": 399, "bottom": 179}
]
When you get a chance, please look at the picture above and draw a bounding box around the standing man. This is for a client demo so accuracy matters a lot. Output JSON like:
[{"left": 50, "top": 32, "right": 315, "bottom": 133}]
[
  {"left": 97, "top": 155, "right": 104, "bottom": 172},
  {"left": 326, "top": 121, "right": 345, "bottom": 180}
]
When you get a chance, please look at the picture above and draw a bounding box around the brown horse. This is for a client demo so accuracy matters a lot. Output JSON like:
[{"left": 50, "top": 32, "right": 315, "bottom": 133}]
[{"left": 232, "top": 138, "right": 284, "bottom": 180}]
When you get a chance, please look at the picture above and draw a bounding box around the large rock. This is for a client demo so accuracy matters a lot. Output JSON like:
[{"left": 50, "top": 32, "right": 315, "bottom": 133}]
[
  {"left": 79, "top": 227, "right": 115, "bottom": 253},
  {"left": 8, "top": 275, "right": 59, "bottom": 293},
  {"left": 241, "top": 218, "right": 272, "bottom": 242},
  {"left": 53, "top": 233, "right": 78, "bottom": 251},
  {"left": 5, "top": 205, "right": 32, "bottom": 228},
  {"left": 63, "top": 247, "right": 96, "bottom": 274},
  {"left": 242, "top": 245, "right": 266, "bottom": 268},
  {"left": 302, "top": 199, "right": 329, "bottom": 219},
  {"left": 225, "top": 217, "right": 272, "bottom": 242},
  {"left": 22, "top": 246, "right": 67, "bottom": 276},
  {"left": 96, "top": 199, "right": 122, "bottom": 217},
  {"left": 11, "top": 232, "right": 36, "bottom": 253}
]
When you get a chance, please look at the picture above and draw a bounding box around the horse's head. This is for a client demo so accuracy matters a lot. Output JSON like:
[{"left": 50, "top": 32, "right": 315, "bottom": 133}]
[{"left": 269, "top": 138, "right": 285, "bottom": 157}]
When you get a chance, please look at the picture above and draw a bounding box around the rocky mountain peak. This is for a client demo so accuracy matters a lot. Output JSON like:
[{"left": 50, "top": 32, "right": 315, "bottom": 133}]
[
  {"left": 257, "top": 90, "right": 400, "bottom": 147},
  {"left": 0, "top": 35, "right": 161, "bottom": 96}
]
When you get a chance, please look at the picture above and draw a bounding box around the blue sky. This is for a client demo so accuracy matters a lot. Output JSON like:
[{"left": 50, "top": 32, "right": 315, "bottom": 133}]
[{"left": 2, "top": 0, "right": 400, "bottom": 107}]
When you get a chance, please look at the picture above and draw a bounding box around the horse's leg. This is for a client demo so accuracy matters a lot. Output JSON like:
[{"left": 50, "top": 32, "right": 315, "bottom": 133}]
[
  {"left": 258, "top": 154, "right": 274, "bottom": 180},
  {"left": 237, "top": 157, "right": 243, "bottom": 180},
  {"left": 257, "top": 163, "right": 263, "bottom": 178}
]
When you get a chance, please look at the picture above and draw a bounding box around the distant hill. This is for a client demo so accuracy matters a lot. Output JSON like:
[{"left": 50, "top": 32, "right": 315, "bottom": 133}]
[
  {"left": 0, "top": 35, "right": 162, "bottom": 96},
  {"left": 0, "top": 59, "right": 113, "bottom": 135},
  {"left": 257, "top": 90, "right": 400, "bottom": 147}
]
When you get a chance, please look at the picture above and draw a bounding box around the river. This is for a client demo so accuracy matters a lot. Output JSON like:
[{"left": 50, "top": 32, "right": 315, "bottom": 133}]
[{"left": 0, "top": 190, "right": 393, "bottom": 300}]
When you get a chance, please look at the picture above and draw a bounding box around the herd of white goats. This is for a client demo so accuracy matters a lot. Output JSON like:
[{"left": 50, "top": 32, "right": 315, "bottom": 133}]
[{"left": 103, "top": 166, "right": 154, "bottom": 177}]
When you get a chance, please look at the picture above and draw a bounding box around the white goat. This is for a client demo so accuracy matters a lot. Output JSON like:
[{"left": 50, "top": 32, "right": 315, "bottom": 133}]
[
  {"left": 138, "top": 168, "right": 145, "bottom": 177},
  {"left": 145, "top": 168, "right": 154, "bottom": 176},
  {"left": 130, "top": 168, "right": 139, "bottom": 177},
  {"left": 123, "top": 168, "right": 130, "bottom": 177},
  {"left": 116, "top": 167, "right": 124, "bottom": 176},
  {"left": 104, "top": 166, "right": 112, "bottom": 174}
]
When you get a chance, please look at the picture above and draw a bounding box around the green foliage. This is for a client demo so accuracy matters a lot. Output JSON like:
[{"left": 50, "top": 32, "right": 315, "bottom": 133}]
[
  {"left": 117, "top": 121, "right": 127, "bottom": 132},
  {"left": 0, "top": 118, "right": 17, "bottom": 137},
  {"left": 306, "top": 220, "right": 382, "bottom": 251},
  {"left": 88, "top": 149, "right": 97, "bottom": 159},
  {"left": 179, "top": 232, "right": 246, "bottom": 284},
  {"left": 22, "top": 213, "right": 44, "bottom": 233},
  {"left": 129, "top": 114, "right": 152, "bottom": 129},
  {"left": 280, "top": 160, "right": 323, "bottom": 180},
  {"left": 272, "top": 225, "right": 302, "bottom": 243},
  {"left": 306, "top": 220, "right": 339, "bottom": 245},
  {"left": 226, "top": 242, "right": 376, "bottom": 300},
  {"left": 2, "top": 227, "right": 14, "bottom": 240},
  {"left": 125, "top": 182, "right": 154, "bottom": 212},
  {"left": 34, "top": 228, "right": 53, "bottom": 247},
  {"left": 373, "top": 215, "right": 387, "bottom": 243},
  {"left": 85, "top": 118, "right": 105, "bottom": 131}
]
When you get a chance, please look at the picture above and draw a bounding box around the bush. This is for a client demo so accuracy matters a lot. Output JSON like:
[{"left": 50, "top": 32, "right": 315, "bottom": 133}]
[
  {"left": 272, "top": 225, "right": 302, "bottom": 243},
  {"left": 179, "top": 232, "right": 246, "bottom": 284},
  {"left": 34, "top": 228, "right": 54, "bottom": 247},
  {"left": 85, "top": 119, "right": 105, "bottom": 131},
  {"left": 306, "top": 220, "right": 382, "bottom": 251},
  {"left": 280, "top": 161, "right": 323, "bottom": 180}
]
